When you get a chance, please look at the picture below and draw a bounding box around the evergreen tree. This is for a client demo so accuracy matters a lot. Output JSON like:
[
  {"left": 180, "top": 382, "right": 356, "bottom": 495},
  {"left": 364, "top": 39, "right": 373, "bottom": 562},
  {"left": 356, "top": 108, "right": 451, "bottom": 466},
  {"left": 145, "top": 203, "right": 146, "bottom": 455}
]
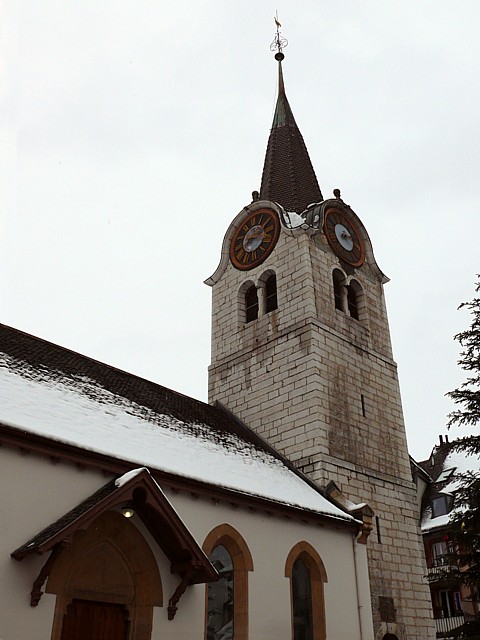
[
  {"left": 444, "top": 277, "right": 480, "bottom": 637},
  {"left": 448, "top": 276, "right": 480, "bottom": 437}
]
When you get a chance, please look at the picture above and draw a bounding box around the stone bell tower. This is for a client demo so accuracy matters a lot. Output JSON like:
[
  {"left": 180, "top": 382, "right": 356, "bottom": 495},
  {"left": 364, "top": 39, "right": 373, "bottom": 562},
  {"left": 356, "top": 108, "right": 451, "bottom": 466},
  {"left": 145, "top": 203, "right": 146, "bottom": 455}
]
[{"left": 205, "top": 40, "right": 435, "bottom": 640}]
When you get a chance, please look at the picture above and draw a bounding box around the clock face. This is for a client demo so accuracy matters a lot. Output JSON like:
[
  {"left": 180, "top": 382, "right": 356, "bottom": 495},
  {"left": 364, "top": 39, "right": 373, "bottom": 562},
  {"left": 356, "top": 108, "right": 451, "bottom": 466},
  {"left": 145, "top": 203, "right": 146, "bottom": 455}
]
[
  {"left": 324, "top": 208, "right": 365, "bottom": 267},
  {"left": 230, "top": 208, "right": 280, "bottom": 271}
]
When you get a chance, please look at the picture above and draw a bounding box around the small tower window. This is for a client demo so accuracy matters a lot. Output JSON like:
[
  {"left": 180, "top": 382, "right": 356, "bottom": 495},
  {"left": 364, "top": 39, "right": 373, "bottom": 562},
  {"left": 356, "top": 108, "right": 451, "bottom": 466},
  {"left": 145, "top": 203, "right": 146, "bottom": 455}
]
[
  {"left": 264, "top": 273, "right": 278, "bottom": 313},
  {"left": 332, "top": 269, "right": 346, "bottom": 312},
  {"left": 245, "top": 285, "right": 259, "bottom": 323},
  {"left": 361, "top": 394, "right": 366, "bottom": 417}
]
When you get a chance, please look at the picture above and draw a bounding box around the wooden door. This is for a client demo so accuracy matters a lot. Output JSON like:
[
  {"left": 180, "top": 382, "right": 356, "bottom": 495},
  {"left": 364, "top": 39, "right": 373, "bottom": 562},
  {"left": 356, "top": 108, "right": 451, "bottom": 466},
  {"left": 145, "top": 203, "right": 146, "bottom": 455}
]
[{"left": 60, "top": 599, "right": 129, "bottom": 640}]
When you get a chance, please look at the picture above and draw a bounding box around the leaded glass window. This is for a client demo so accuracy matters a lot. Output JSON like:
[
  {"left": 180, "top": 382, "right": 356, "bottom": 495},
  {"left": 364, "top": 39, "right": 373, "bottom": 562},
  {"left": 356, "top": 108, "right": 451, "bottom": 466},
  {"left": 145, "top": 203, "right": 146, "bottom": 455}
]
[
  {"left": 292, "top": 558, "right": 313, "bottom": 640},
  {"left": 207, "top": 545, "right": 234, "bottom": 640}
]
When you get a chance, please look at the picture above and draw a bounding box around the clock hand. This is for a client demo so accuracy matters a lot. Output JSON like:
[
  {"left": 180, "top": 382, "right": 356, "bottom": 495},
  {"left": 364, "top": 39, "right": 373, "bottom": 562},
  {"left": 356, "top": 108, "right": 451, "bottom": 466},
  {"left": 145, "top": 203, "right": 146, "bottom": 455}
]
[{"left": 249, "top": 227, "right": 266, "bottom": 239}]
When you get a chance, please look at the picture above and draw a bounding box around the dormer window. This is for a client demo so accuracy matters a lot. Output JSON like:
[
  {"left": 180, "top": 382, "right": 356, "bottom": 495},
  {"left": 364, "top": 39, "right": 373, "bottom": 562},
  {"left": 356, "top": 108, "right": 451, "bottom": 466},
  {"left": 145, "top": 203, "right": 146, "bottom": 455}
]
[{"left": 432, "top": 495, "right": 450, "bottom": 518}]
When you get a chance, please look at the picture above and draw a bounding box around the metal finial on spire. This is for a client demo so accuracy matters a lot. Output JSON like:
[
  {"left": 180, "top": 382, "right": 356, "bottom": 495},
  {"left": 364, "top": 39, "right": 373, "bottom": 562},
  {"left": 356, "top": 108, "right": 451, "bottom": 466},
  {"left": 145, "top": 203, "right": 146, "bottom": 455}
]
[{"left": 270, "top": 12, "right": 288, "bottom": 61}]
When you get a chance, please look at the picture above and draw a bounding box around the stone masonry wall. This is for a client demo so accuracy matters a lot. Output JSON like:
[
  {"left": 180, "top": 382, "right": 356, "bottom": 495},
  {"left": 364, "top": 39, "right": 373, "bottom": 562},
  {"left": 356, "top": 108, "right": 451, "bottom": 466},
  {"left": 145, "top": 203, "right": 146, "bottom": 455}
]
[
  {"left": 313, "top": 458, "right": 434, "bottom": 640},
  {"left": 208, "top": 217, "right": 436, "bottom": 640}
]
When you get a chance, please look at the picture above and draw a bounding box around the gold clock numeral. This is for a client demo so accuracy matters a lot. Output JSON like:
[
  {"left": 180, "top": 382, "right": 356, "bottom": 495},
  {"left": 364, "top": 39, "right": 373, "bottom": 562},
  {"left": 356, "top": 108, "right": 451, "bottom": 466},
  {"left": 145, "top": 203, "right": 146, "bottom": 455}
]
[
  {"left": 324, "top": 210, "right": 365, "bottom": 268},
  {"left": 230, "top": 208, "right": 280, "bottom": 271}
]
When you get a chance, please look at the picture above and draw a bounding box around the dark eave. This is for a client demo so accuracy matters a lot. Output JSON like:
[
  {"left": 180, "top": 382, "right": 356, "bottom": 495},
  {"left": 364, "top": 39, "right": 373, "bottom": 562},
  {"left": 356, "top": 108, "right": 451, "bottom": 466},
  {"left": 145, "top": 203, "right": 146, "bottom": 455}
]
[{"left": 259, "top": 60, "right": 322, "bottom": 213}]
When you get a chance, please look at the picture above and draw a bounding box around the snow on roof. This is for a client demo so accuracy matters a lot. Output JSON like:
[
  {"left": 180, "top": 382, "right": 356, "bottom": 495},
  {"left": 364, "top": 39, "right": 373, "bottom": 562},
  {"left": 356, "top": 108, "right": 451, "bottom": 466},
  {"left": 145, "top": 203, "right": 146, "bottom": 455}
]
[
  {"left": 115, "top": 467, "right": 148, "bottom": 488},
  {"left": 283, "top": 211, "right": 307, "bottom": 229},
  {"left": 421, "top": 445, "right": 480, "bottom": 533},
  {"left": 421, "top": 510, "right": 451, "bottom": 533},
  {"left": 440, "top": 447, "right": 480, "bottom": 492},
  {"left": 0, "top": 352, "right": 351, "bottom": 522}
]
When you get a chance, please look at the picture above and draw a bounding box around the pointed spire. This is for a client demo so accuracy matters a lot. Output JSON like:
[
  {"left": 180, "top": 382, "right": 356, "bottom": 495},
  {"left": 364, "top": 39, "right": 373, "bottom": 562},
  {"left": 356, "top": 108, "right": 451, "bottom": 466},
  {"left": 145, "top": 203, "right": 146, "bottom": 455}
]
[{"left": 260, "top": 28, "right": 323, "bottom": 213}]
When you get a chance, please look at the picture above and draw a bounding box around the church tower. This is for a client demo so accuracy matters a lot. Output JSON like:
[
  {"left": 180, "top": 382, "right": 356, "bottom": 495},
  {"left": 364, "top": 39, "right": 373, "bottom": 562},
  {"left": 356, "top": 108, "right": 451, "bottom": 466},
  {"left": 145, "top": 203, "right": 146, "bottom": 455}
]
[{"left": 206, "top": 36, "right": 435, "bottom": 640}]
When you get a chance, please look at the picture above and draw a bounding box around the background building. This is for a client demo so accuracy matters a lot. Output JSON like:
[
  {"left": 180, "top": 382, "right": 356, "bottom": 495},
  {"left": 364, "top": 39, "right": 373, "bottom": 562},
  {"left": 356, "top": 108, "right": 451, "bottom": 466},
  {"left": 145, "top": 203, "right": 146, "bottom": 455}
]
[{"left": 414, "top": 437, "right": 480, "bottom": 638}]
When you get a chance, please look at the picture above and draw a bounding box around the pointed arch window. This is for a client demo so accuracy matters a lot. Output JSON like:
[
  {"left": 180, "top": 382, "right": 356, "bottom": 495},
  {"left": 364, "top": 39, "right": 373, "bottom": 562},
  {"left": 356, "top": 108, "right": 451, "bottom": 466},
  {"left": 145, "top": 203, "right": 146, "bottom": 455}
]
[
  {"left": 245, "top": 285, "right": 259, "bottom": 323},
  {"left": 203, "top": 524, "right": 253, "bottom": 640},
  {"left": 285, "top": 542, "right": 327, "bottom": 640},
  {"left": 207, "top": 545, "right": 234, "bottom": 640},
  {"left": 264, "top": 273, "right": 278, "bottom": 313},
  {"left": 292, "top": 558, "right": 314, "bottom": 639}
]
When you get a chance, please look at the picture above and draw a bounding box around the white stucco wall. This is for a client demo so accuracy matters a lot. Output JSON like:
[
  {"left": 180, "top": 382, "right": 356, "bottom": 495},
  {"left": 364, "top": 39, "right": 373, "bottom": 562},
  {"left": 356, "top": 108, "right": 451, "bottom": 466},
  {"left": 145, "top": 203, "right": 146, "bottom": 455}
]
[
  {"left": 0, "top": 447, "right": 111, "bottom": 640},
  {"left": 165, "top": 490, "right": 364, "bottom": 640},
  {"left": 0, "top": 446, "right": 369, "bottom": 640}
]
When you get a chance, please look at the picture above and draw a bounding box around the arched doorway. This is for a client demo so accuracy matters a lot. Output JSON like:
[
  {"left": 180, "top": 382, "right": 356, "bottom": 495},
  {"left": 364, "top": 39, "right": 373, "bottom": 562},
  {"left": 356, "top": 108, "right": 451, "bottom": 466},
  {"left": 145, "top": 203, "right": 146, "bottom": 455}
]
[{"left": 47, "top": 511, "right": 162, "bottom": 640}]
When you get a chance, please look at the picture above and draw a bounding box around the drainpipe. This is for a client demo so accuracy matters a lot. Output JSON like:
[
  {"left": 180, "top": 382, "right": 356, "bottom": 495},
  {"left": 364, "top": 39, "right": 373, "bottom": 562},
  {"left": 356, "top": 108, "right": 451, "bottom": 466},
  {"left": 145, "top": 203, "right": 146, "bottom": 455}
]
[{"left": 353, "top": 533, "right": 374, "bottom": 640}]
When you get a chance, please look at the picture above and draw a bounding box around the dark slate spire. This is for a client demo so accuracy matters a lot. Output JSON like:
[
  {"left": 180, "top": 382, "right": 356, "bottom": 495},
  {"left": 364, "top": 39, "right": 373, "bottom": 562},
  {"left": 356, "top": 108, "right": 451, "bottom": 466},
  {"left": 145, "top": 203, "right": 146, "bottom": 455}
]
[{"left": 260, "top": 55, "right": 323, "bottom": 213}]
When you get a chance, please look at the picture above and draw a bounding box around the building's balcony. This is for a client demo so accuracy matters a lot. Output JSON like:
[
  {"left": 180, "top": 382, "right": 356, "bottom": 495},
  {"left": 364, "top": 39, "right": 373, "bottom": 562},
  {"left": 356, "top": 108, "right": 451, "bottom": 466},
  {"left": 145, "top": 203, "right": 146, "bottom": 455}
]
[
  {"left": 434, "top": 614, "right": 465, "bottom": 637},
  {"left": 427, "top": 562, "right": 457, "bottom": 582}
]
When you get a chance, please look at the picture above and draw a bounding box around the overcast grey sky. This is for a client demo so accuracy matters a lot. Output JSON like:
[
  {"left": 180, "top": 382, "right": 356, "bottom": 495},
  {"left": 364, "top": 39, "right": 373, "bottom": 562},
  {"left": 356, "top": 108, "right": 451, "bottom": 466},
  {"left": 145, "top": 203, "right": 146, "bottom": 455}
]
[{"left": 2, "top": 1, "right": 480, "bottom": 460}]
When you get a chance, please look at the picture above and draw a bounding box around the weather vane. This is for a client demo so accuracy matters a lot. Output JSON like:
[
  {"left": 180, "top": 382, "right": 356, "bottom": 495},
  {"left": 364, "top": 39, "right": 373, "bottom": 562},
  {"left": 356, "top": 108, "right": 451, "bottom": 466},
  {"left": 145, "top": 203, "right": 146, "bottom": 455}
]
[{"left": 270, "top": 12, "right": 288, "bottom": 60}]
